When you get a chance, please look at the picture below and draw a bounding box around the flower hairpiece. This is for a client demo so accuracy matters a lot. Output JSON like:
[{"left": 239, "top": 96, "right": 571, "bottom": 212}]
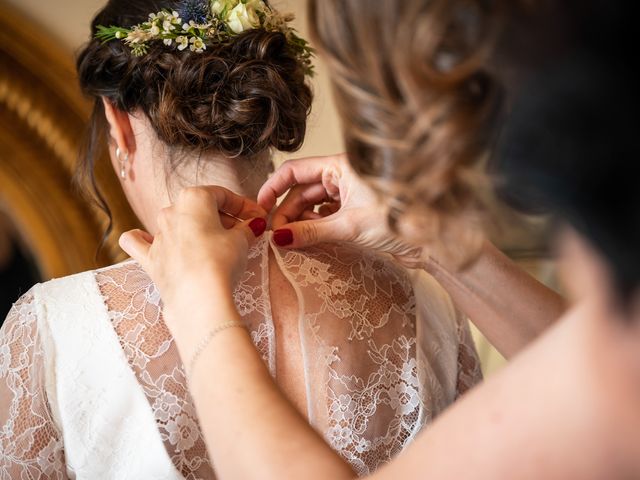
[{"left": 95, "top": 0, "right": 314, "bottom": 76}]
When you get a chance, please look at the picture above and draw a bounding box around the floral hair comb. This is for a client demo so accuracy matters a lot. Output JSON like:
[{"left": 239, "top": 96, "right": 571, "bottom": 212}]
[{"left": 95, "top": 0, "right": 314, "bottom": 76}]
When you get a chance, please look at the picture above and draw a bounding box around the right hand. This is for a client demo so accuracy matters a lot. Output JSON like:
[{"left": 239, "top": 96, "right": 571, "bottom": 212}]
[
  {"left": 257, "top": 154, "right": 427, "bottom": 268},
  {"left": 119, "top": 186, "right": 268, "bottom": 354}
]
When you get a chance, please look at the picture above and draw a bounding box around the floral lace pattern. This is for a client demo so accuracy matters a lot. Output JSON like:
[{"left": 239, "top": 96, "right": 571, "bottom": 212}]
[
  {"left": 232, "top": 237, "right": 275, "bottom": 374},
  {"left": 278, "top": 245, "right": 423, "bottom": 474},
  {"left": 0, "top": 292, "right": 67, "bottom": 480},
  {"left": 94, "top": 238, "right": 276, "bottom": 479},
  {"left": 96, "top": 263, "right": 214, "bottom": 480},
  {"left": 0, "top": 235, "right": 482, "bottom": 478}
]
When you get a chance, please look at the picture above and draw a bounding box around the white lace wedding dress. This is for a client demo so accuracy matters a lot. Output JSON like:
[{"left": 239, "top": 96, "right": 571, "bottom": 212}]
[{"left": 0, "top": 234, "right": 481, "bottom": 479}]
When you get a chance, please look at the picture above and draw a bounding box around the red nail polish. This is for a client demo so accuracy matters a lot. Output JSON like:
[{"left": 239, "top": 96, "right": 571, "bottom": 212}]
[
  {"left": 273, "top": 229, "right": 294, "bottom": 247},
  {"left": 249, "top": 218, "right": 267, "bottom": 237}
]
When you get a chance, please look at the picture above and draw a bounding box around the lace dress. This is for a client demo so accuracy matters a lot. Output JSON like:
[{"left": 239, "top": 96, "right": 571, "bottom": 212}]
[{"left": 0, "top": 235, "right": 482, "bottom": 479}]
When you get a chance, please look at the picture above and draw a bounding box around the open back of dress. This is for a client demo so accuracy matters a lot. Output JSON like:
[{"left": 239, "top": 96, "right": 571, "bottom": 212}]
[{"left": 0, "top": 235, "right": 481, "bottom": 479}]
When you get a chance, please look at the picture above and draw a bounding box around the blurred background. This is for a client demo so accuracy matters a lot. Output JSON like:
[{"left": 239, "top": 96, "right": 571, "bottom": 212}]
[{"left": 0, "top": 0, "right": 558, "bottom": 374}]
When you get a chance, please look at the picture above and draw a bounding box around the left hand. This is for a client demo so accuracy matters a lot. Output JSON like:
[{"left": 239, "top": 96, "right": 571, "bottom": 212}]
[
  {"left": 119, "top": 186, "right": 268, "bottom": 350},
  {"left": 258, "top": 154, "right": 428, "bottom": 268}
]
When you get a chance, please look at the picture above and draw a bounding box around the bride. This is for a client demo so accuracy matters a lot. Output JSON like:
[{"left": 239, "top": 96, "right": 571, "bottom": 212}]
[{"left": 0, "top": 1, "right": 481, "bottom": 478}]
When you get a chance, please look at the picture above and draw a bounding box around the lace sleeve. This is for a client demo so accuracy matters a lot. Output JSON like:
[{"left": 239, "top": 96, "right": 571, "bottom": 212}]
[
  {"left": 0, "top": 290, "right": 67, "bottom": 479},
  {"left": 455, "top": 313, "right": 483, "bottom": 398}
]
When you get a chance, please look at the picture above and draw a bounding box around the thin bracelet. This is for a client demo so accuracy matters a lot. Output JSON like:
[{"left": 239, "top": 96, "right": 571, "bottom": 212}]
[{"left": 187, "top": 321, "right": 246, "bottom": 379}]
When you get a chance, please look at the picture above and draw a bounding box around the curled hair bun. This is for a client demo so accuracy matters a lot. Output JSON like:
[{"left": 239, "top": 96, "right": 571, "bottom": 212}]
[{"left": 78, "top": 29, "right": 312, "bottom": 157}]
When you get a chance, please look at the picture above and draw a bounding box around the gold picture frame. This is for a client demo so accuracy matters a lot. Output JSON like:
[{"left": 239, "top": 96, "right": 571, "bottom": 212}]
[{"left": 0, "top": 2, "right": 139, "bottom": 280}]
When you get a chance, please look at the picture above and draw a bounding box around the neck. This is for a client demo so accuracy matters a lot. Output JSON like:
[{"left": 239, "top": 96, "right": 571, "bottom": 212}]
[
  {"left": 166, "top": 151, "right": 273, "bottom": 201},
  {"left": 132, "top": 149, "right": 274, "bottom": 235},
  {"left": 123, "top": 114, "right": 274, "bottom": 233}
]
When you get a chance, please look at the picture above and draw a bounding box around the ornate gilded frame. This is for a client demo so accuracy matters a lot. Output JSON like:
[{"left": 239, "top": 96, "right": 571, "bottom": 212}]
[{"left": 0, "top": 3, "right": 139, "bottom": 280}]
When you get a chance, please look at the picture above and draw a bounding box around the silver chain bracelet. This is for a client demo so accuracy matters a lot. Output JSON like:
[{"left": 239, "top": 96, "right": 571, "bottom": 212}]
[{"left": 187, "top": 321, "right": 246, "bottom": 379}]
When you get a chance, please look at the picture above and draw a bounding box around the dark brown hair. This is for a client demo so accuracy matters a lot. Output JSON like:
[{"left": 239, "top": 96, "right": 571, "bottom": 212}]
[
  {"left": 308, "top": 0, "right": 509, "bottom": 260},
  {"left": 76, "top": 0, "right": 312, "bottom": 229}
]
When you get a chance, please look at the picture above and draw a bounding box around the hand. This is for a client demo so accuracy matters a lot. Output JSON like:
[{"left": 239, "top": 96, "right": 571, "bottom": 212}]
[
  {"left": 119, "top": 186, "right": 268, "bottom": 349},
  {"left": 258, "top": 154, "right": 427, "bottom": 268}
]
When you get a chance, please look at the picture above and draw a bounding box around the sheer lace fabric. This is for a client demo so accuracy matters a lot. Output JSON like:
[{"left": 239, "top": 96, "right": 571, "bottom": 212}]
[
  {"left": 0, "top": 236, "right": 482, "bottom": 479},
  {"left": 275, "top": 244, "right": 423, "bottom": 474},
  {"left": 95, "top": 264, "right": 212, "bottom": 479},
  {"left": 0, "top": 293, "right": 66, "bottom": 479}
]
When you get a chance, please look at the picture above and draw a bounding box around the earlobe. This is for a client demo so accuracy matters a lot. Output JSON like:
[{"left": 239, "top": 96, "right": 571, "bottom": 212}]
[{"left": 116, "top": 146, "right": 129, "bottom": 180}]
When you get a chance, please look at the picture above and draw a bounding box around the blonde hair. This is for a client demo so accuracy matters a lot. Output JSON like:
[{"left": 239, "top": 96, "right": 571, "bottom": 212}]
[{"left": 308, "top": 0, "right": 519, "bottom": 263}]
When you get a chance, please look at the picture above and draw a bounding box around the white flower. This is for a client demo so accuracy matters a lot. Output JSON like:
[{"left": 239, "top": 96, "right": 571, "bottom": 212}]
[
  {"left": 227, "top": 2, "right": 261, "bottom": 33},
  {"left": 163, "top": 20, "right": 175, "bottom": 32},
  {"left": 182, "top": 19, "right": 209, "bottom": 31},
  {"left": 167, "top": 11, "right": 182, "bottom": 26},
  {"left": 190, "top": 36, "right": 206, "bottom": 53},
  {"left": 176, "top": 36, "right": 189, "bottom": 51},
  {"left": 150, "top": 25, "right": 161, "bottom": 36},
  {"left": 211, "top": 0, "right": 267, "bottom": 32},
  {"left": 163, "top": 38, "right": 173, "bottom": 46}
]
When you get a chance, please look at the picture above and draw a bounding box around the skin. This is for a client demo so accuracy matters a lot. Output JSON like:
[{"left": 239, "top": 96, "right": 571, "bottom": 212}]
[
  {"left": 122, "top": 189, "right": 640, "bottom": 479},
  {"left": 101, "top": 98, "right": 270, "bottom": 234},
  {"left": 101, "top": 99, "right": 317, "bottom": 415},
  {"left": 104, "top": 95, "right": 563, "bottom": 394},
  {"left": 112, "top": 3, "right": 632, "bottom": 475},
  {"left": 258, "top": 154, "right": 566, "bottom": 358}
]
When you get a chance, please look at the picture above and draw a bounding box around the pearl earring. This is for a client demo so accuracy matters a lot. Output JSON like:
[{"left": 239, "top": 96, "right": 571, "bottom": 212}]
[{"left": 116, "top": 146, "right": 129, "bottom": 180}]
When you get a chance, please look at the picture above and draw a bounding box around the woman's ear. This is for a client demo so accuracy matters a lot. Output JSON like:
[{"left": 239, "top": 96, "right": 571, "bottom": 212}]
[{"left": 102, "top": 97, "right": 136, "bottom": 155}]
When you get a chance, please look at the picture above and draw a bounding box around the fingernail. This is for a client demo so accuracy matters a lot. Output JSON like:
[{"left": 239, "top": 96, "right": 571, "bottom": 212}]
[
  {"left": 273, "top": 229, "right": 293, "bottom": 247},
  {"left": 118, "top": 234, "right": 128, "bottom": 250},
  {"left": 249, "top": 218, "right": 267, "bottom": 237}
]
